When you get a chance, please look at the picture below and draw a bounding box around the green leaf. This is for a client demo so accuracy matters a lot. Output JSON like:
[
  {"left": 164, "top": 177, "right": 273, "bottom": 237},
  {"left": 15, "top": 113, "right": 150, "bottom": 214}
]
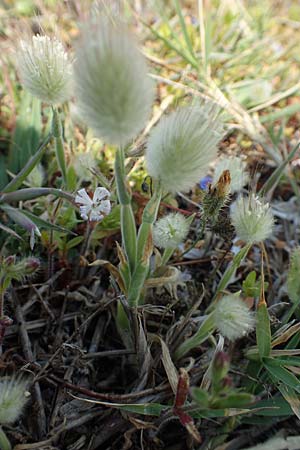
[
  {"left": 174, "top": 313, "right": 216, "bottom": 360},
  {"left": 263, "top": 357, "right": 300, "bottom": 393},
  {"left": 287, "top": 248, "right": 300, "bottom": 305},
  {"left": 211, "top": 393, "right": 254, "bottom": 409},
  {"left": 0, "top": 188, "right": 74, "bottom": 204},
  {"left": 66, "top": 236, "right": 85, "bottom": 250},
  {"left": 259, "top": 141, "right": 300, "bottom": 196},
  {"left": 20, "top": 209, "right": 76, "bottom": 235},
  {"left": 0, "top": 154, "right": 8, "bottom": 190},
  {"left": 247, "top": 396, "right": 292, "bottom": 416},
  {"left": 210, "top": 244, "right": 252, "bottom": 307},
  {"left": 278, "top": 383, "right": 300, "bottom": 420},
  {"left": 3, "top": 134, "right": 52, "bottom": 193},
  {"left": 117, "top": 403, "right": 166, "bottom": 416},
  {"left": 8, "top": 92, "right": 42, "bottom": 173},
  {"left": 260, "top": 103, "right": 300, "bottom": 124},
  {"left": 256, "top": 301, "right": 271, "bottom": 359},
  {"left": 191, "top": 388, "right": 210, "bottom": 408},
  {"left": 172, "top": 0, "right": 196, "bottom": 63},
  {"left": 71, "top": 394, "right": 166, "bottom": 416}
]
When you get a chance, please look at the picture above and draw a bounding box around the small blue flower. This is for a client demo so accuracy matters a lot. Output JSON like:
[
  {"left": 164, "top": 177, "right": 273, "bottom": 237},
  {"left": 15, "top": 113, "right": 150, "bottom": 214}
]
[{"left": 199, "top": 176, "right": 212, "bottom": 190}]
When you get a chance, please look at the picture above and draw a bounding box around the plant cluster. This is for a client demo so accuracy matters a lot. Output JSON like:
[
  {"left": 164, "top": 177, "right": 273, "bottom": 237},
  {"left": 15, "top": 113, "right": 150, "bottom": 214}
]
[{"left": 0, "top": 2, "right": 300, "bottom": 449}]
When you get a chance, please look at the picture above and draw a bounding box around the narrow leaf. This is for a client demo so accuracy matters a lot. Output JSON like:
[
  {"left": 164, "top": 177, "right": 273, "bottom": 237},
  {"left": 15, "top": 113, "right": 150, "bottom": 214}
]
[{"left": 256, "top": 301, "right": 271, "bottom": 359}]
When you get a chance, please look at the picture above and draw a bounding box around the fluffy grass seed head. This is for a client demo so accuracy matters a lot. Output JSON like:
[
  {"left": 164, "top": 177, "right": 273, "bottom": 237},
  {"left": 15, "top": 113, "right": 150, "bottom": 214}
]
[
  {"left": 153, "top": 213, "right": 190, "bottom": 249},
  {"left": 0, "top": 377, "right": 29, "bottom": 425},
  {"left": 230, "top": 193, "right": 274, "bottom": 244},
  {"left": 73, "top": 18, "right": 154, "bottom": 146},
  {"left": 18, "top": 34, "right": 72, "bottom": 104},
  {"left": 213, "top": 156, "right": 249, "bottom": 193},
  {"left": 145, "top": 103, "right": 224, "bottom": 194},
  {"left": 214, "top": 294, "right": 255, "bottom": 341}
]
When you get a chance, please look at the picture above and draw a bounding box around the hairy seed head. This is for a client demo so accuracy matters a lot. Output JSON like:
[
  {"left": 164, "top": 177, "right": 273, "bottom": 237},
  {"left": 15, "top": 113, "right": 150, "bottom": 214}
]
[
  {"left": 0, "top": 377, "right": 29, "bottom": 425},
  {"left": 18, "top": 34, "right": 72, "bottom": 104},
  {"left": 145, "top": 103, "right": 224, "bottom": 194},
  {"left": 73, "top": 18, "right": 154, "bottom": 146},
  {"left": 214, "top": 294, "right": 255, "bottom": 341},
  {"left": 230, "top": 193, "right": 274, "bottom": 244},
  {"left": 153, "top": 213, "right": 190, "bottom": 249}
]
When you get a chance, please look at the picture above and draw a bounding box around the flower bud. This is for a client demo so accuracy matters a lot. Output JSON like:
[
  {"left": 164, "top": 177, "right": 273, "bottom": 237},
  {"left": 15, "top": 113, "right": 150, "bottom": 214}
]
[
  {"left": 230, "top": 193, "right": 274, "bottom": 244},
  {"left": 2, "top": 257, "right": 40, "bottom": 282},
  {"left": 73, "top": 17, "right": 154, "bottom": 146},
  {"left": 214, "top": 294, "right": 255, "bottom": 341},
  {"left": 17, "top": 34, "right": 72, "bottom": 105},
  {"left": 153, "top": 213, "right": 190, "bottom": 249},
  {"left": 23, "top": 257, "right": 40, "bottom": 275},
  {"left": 202, "top": 170, "right": 231, "bottom": 220},
  {"left": 213, "top": 156, "right": 249, "bottom": 193},
  {"left": 211, "top": 351, "right": 230, "bottom": 392},
  {"left": 0, "top": 377, "right": 29, "bottom": 425},
  {"left": 145, "top": 103, "right": 224, "bottom": 194}
]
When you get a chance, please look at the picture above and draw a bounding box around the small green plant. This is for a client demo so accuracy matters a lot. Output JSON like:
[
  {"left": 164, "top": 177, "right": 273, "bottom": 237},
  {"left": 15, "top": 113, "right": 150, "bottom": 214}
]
[{"left": 3, "top": 4, "right": 296, "bottom": 447}]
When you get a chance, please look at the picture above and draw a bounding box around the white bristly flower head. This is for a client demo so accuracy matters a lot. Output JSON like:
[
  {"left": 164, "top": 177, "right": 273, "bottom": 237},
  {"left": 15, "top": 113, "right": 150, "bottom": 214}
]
[
  {"left": 75, "top": 187, "right": 111, "bottom": 222},
  {"left": 18, "top": 34, "right": 72, "bottom": 104},
  {"left": 153, "top": 213, "right": 190, "bottom": 249},
  {"left": 0, "top": 377, "right": 29, "bottom": 425},
  {"left": 213, "top": 156, "right": 249, "bottom": 193},
  {"left": 214, "top": 294, "right": 255, "bottom": 341},
  {"left": 230, "top": 193, "right": 274, "bottom": 244},
  {"left": 145, "top": 104, "right": 224, "bottom": 194},
  {"left": 73, "top": 18, "right": 154, "bottom": 146}
]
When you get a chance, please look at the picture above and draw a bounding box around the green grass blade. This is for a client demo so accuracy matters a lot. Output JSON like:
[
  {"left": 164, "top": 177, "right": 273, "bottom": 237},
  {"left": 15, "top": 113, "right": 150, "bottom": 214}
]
[
  {"left": 8, "top": 92, "right": 42, "bottom": 173},
  {"left": 173, "top": 0, "right": 196, "bottom": 62},
  {"left": 278, "top": 383, "right": 300, "bottom": 420},
  {"left": 259, "top": 142, "right": 300, "bottom": 196},
  {"left": 3, "top": 134, "right": 52, "bottom": 193},
  {"left": 256, "top": 300, "right": 271, "bottom": 359},
  {"left": 263, "top": 357, "right": 300, "bottom": 393}
]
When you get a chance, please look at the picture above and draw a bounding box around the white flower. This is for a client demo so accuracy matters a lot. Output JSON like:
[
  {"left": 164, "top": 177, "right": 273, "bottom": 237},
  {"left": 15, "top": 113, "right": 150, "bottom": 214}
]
[
  {"left": 0, "top": 377, "right": 29, "bottom": 425},
  {"left": 214, "top": 294, "right": 255, "bottom": 341},
  {"left": 153, "top": 213, "right": 190, "bottom": 248},
  {"left": 18, "top": 35, "right": 72, "bottom": 104},
  {"left": 230, "top": 193, "right": 274, "bottom": 244},
  {"left": 213, "top": 156, "right": 249, "bottom": 193},
  {"left": 145, "top": 104, "right": 224, "bottom": 194},
  {"left": 75, "top": 187, "right": 111, "bottom": 221},
  {"left": 73, "top": 18, "right": 154, "bottom": 146}
]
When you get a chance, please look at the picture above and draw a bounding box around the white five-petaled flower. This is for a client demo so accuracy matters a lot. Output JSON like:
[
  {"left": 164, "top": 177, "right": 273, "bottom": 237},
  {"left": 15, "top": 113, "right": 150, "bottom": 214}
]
[{"left": 75, "top": 188, "right": 111, "bottom": 222}]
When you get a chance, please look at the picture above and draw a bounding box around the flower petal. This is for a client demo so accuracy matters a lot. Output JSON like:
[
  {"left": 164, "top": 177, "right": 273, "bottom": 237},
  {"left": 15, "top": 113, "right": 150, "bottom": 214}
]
[
  {"left": 89, "top": 210, "right": 103, "bottom": 221},
  {"left": 75, "top": 188, "right": 92, "bottom": 206},
  {"left": 93, "top": 187, "right": 110, "bottom": 203},
  {"left": 98, "top": 200, "right": 111, "bottom": 216}
]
